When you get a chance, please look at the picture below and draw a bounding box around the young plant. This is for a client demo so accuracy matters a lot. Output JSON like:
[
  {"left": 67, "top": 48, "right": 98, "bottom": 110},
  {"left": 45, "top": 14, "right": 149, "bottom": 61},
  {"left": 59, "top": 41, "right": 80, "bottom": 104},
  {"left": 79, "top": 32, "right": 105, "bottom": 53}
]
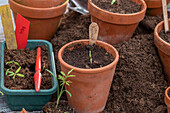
[
  {"left": 5, "top": 61, "right": 24, "bottom": 80},
  {"left": 111, "top": 0, "right": 120, "bottom": 5},
  {"left": 89, "top": 50, "right": 93, "bottom": 64},
  {"left": 46, "top": 68, "right": 75, "bottom": 108},
  {"left": 0, "top": 91, "right": 3, "bottom": 95}
]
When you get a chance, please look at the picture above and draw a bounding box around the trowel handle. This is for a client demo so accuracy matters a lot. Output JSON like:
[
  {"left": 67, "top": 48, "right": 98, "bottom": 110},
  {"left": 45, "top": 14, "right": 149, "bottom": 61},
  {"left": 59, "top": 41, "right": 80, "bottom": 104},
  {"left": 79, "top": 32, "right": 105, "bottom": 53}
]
[{"left": 35, "top": 47, "right": 41, "bottom": 72}]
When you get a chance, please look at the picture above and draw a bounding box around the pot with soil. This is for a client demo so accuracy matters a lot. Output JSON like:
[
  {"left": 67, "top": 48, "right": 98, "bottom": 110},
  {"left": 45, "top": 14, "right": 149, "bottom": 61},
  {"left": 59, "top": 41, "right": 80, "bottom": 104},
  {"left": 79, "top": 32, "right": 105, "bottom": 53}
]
[
  {"left": 9, "top": 0, "right": 68, "bottom": 40},
  {"left": 58, "top": 39, "right": 119, "bottom": 112},
  {"left": 165, "top": 87, "right": 170, "bottom": 113},
  {"left": 88, "top": 0, "right": 146, "bottom": 45},
  {"left": 154, "top": 19, "right": 170, "bottom": 84},
  {"left": 144, "top": 0, "right": 168, "bottom": 16},
  {"left": 0, "top": 40, "right": 57, "bottom": 110}
]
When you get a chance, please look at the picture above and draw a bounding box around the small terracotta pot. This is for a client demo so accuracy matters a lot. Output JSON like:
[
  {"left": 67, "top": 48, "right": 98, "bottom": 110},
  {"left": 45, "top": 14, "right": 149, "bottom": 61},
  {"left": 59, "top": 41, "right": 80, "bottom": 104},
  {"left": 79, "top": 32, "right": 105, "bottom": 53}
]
[
  {"left": 58, "top": 39, "right": 119, "bottom": 113},
  {"left": 144, "top": 0, "right": 168, "bottom": 16},
  {"left": 9, "top": 0, "right": 68, "bottom": 40},
  {"left": 165, "top": 87, "right": 170, "bottom": 113},
  {"left": 88, "top": 0, "right": 146, "bottom": 45},
  {"left": 13, "top": 0, "right": 63, "bottom": 8},
  {"left": 154, "top": 20, "right": 170, "bottom": 84}
]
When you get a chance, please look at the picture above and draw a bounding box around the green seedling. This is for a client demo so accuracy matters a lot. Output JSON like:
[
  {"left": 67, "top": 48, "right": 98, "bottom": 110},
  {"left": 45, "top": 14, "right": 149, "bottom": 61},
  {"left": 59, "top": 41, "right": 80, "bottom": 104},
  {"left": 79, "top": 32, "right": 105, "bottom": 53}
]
[
  {"left": 89, "top": 50, "right": 93, "bottom": 64},
  {"left": 111, "top": 0, "right": 120, "bottom": 5},
  {"left": 5, "top": 61, "right": 24, "bottom": 80},
  {"left": 0, "top": 91, "right": 4, "bottom": 95},
  {"left": 46, "top": 68, "right": 75, "bottom": 108}
]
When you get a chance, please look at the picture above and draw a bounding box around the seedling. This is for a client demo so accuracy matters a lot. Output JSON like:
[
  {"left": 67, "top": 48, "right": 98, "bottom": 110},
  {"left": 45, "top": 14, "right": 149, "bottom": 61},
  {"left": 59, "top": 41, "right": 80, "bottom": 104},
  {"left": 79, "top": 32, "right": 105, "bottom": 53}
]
[
  {"left": 46, "top": 68, "right": 75, "bottom": 108},
  {"left": 89, "top": 50, "right": 93, "bottom": 64},
  {"left": 111, "top": 0, "right": 120, "bottom": 5},
  {"left": 0, "top": 91, "right": 3, "bottom": 95},
  {"left": 5, "top": 61, "right": 24, "bottom": 80}
]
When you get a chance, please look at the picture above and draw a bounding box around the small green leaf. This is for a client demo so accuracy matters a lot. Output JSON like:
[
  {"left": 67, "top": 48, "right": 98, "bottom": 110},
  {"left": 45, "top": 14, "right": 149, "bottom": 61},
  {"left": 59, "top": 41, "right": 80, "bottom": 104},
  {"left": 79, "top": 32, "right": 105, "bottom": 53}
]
[
  {"left": 64, "top": 90, "right": 72, "bottom": 97},
  {"left": 14, "top": 61, "right": 20, "bottom": 66},
  {"left": 17, "top": 73, "right": 24, "bottom": 77},
  {"left": 111, "top": 0, "right": 116, "bottom": 5},
  {"left": 89, "top": 50, "right": 92, "bottom": 58},
  {"left": 15, "top": 66, "right": 21, "bottom": 73},
  {"left": 6, "top": 61, "right": 14, "bottom": 65},
  {"left": 58, "top": 75, "right": 64, "bottom": 80},
  {"left": 60, "top": 71, "right": 66, "bottom": 76},
  {"left": 67, "top": 68, "right": 74, "bottom": 76},
  {"left": 8, "top": 71, "right": 14, "bottom": 74},
  {"left": 0, "top": 91, "right": 4, "bottom": 95},
  {"left": 6, "top": 68, "right": 10, "bottom": 75},
  {"left": 67, "top": 80, "right": 72, "bottom": 83},
  {"left": 8, "top": 73, "right": 14, "bottom": 76},
  {"left": 66, "top": 82, "right": 70, "bottom": 86},
  {"left": 68, "top": 75, "right": 76, "bottom": 77}
]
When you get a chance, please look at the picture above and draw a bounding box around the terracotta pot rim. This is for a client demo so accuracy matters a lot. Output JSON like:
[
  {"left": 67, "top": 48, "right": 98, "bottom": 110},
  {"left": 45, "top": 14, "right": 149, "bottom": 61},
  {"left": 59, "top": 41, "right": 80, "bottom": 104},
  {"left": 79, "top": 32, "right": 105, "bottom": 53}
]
[
  {"left": 165, "top": 87, "right": 170, "bottom": 101},
  {"left": 89, "top": 0, "right": 146, "bottom": 16},
  {"left": 9, "top": 0, "right": 68, "bottom": 18},
  {"left": 88, "top": 0, "right": 146, "bottom": 24},
  {"left": 154, "top": 19, "right": 170, "bottom": 55},
  {"left": 58, "top": 39, "right": 119, "bottom": 73}
]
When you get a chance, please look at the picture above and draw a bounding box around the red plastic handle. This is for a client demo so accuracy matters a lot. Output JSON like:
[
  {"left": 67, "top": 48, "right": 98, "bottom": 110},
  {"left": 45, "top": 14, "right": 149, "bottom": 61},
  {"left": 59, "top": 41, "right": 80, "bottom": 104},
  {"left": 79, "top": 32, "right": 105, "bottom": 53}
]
[{"left": 34, "top": 47, "right": 42, "bottom": 92}]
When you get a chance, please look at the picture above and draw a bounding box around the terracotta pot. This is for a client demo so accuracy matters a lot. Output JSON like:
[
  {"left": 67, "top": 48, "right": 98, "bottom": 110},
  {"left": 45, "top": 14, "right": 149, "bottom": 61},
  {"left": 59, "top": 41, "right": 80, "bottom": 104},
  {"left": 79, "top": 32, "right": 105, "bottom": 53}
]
[
  {"left": 88, "top": 0, "right": 146, "bottom": 45},
  {"left": 13, "top": 0, "right": 63, "bottom": 8},
  {"left": 9, "top": 0, "right": 68, "bottom": 40},
  {"left": 144, "top": 0, "right": 168, "bottom": 16},
  {"left": 58, "top": 39, "right": 119, "bottom": 113},
  {"left": 154, "top": 20, "right": 170, "bottom": 84},
  {"left": 20, "top": 108, "right": 27, "bottom": 113},
  {"left": 165, "top": 87, "right": 170, "bottom": 113}
]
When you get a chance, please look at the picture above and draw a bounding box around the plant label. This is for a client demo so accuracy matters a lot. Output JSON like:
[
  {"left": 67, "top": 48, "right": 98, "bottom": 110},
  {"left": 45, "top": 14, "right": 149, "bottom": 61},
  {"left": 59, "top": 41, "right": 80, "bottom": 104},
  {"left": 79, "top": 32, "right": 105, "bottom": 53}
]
[
  {"left": 89, "top": 22, "right": 99, "bottom": 45},
  {"left": 0, "top": 5, "right": 17, "bottom": 49},
  {"left": 15, "top": 13, "right": 30, "bottom": 49}
]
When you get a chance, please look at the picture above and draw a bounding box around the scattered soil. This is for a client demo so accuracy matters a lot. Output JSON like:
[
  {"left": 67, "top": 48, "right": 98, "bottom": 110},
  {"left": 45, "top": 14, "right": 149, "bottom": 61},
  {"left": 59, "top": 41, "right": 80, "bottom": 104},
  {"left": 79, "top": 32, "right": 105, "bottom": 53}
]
[
  {"left": 46, "top": 11, "right": 168, "bottom": 112},
  {"left": 63, "top": 44, "right": 114, "bottom": 69},
  {"left": 91, "top": 0, "right": 141, "bottom": 14},
  {"left": 159, "top": 30, "right": 170, "bottom": 43},
  {"left": 43, "top": 100, "right": 74, "bottom": 113},
  {"left": 4, "top": 45, "right": 52, "bottom": 89}
]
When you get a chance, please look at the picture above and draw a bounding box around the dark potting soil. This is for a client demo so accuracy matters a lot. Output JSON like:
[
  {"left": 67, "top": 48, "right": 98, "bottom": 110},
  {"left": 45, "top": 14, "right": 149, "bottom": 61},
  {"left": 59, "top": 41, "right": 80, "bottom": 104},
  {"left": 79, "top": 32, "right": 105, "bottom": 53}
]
[
  {"left": 62, "top": 44, "right": 114, "bottom": 69},
  {"left": 159, "top": 30, "right": 170, "bottom": 43},
  {"left": 4, "top": 45, "right": 52, "bottom": 89},
  {"left": 91, "top": 0, "right": 141, "bottom": 14},
  {"left": 43, "top": 100, "right": 74, "bottom": 113},
  {"left": 46, "top": 11, "right": 168, "bottom": 112}
]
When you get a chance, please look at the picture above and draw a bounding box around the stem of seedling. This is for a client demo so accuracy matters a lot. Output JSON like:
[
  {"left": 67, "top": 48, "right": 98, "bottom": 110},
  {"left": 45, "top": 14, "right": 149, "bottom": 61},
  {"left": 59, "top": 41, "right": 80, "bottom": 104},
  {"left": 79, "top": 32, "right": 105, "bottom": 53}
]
[
  {"left": 46, "top": 68, "right": 75, "bottom": 108},
  {"left": 89, "top": 50, "right": 93, "bottom": 64},
  {"left": 111, "top": 0, "right": 120, "bottom": 5},
  {"left": 0, "top": 91, "right": 4, "bottom": 95}
]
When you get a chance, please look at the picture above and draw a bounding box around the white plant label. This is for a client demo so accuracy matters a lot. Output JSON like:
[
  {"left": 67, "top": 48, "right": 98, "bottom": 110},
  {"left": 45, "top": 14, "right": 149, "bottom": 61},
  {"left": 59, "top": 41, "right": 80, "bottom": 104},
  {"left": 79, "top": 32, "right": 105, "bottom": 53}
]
[{"left": 89, "top": 22, "right": 99, "bottom": 45}]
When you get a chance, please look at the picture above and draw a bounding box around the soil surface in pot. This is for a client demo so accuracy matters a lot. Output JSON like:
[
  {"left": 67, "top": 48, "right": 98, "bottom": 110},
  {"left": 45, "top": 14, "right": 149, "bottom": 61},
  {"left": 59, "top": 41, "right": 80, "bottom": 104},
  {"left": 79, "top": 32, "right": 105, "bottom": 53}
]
[
  {"left": 91, "top": 0, "right": 141, "bottom": 14},
  {"left": 62, "top": 44, "right": 114, "bottom": 68},
  {"left": 159, "top": 30, "right": 170, "bottom": 43},
  {"left": 43, "top": 100, "right": 74, "bottom": 113},
  {"left": 47, "top": 11, "right": 169, "bottom": 112},
  {"left": 4, "top": 45, "right": 52, "bottom": 89}
]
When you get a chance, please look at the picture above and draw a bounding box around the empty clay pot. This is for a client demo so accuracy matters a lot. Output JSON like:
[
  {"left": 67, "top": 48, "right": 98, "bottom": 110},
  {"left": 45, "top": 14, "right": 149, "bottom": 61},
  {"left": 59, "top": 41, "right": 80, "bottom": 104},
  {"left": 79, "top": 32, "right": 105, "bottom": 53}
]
[
  {"left": 165, "top": 87, "right": 170, "bottom": 113},
  {"left": 88, "top": 0, "right": 146, "bottom": 45},
  {"left": 9, "top": 0, "right": 68, "bottom": 40},
  {"left": 13, "top": 0, "right": 63, "bottom": 8},
  {"left": 154, "top": 20, "right": 170, "bottom": 84},
  {"left": 58, "top": 39, "right": 119, "bottom": 113},
  {"left": 144, "top": 0, "right": 168, "bottom": 16}
]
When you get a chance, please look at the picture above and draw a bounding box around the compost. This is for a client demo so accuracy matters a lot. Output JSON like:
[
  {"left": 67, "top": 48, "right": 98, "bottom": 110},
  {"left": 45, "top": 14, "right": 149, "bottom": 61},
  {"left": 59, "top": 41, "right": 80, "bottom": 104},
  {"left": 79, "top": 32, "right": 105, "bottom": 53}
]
[
  {"left": 159, "top": 30, "right": 170, "bottom": 43},
  {"left": 62, "top": 44, "right": 114, "bottom": 69},
  {"left": 45, "top": 11, "right": 168, "bottom": 112},
  {"left": 4, "top": 45, "right": 52, "bottom": 89},
  {"left": 91, "top": 0, "right": 141, "bottom": 14}
]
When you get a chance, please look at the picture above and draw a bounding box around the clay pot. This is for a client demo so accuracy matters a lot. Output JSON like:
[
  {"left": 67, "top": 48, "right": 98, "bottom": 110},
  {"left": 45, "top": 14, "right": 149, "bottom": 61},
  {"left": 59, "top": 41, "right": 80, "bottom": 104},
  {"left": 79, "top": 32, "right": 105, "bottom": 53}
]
[
  {"left": 9, "top": 0, "right": 68, "bottom": 40},
  {"left": 165, "top": 87, "right": 170, "bottom": 113},
  {"left": 88, "top": 0, "right": 146, "bottom": 45},
  {"left": 154, "top": 20, "right": 170, "bottom": 84},
  {"left": 144, "top": 0, "right": 168, "bottom": 16},
  {"left": 58, "top": 39, "right": 119, "bottom": 113},
  {"left": 13, "top": 0, "right": 63, "bottom": 8}
]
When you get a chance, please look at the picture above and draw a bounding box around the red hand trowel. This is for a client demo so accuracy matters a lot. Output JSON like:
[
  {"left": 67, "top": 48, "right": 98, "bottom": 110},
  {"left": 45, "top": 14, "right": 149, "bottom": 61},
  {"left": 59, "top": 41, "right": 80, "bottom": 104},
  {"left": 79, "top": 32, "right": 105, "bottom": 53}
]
[{"left": 34, "top": 47, "right": 42, "bottom": 92}]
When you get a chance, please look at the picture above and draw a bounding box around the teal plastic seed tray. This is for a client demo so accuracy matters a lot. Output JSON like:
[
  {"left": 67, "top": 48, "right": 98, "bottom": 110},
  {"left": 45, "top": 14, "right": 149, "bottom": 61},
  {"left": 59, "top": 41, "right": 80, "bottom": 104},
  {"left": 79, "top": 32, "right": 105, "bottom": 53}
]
[{"left": 0, "top": 40, "right": 57, "bottom": 111}]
